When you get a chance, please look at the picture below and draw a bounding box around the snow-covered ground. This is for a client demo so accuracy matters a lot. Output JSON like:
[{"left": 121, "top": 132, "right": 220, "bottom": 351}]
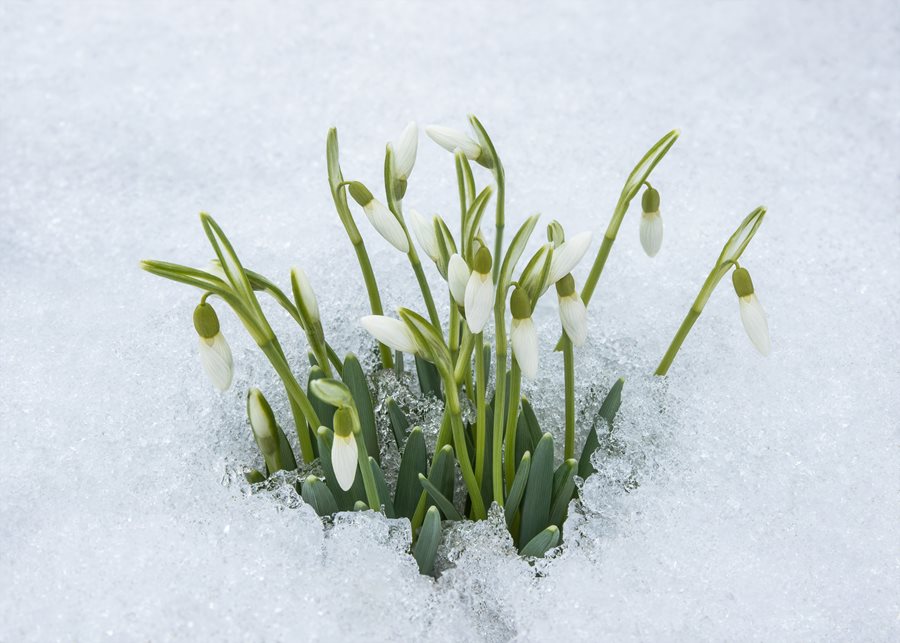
[{"left": 2, "top": 1, "right": 898, "bottom": 640}]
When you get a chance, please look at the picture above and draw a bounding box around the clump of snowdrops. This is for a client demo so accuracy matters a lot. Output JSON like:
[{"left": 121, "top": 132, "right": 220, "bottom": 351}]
[{"left": 142, "top": 115, "right": 770, "bottom": 575}]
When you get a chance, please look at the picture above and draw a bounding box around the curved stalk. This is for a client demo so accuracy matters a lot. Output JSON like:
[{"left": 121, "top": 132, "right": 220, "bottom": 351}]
[
  {"left": 562, "top": 334, "right": 576, "bottom": 459},
  {"left": 503, "top": 360, "right": 522, "bottom": 489}
]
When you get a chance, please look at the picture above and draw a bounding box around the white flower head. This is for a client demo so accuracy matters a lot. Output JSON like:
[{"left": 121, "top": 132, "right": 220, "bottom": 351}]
[
  {"left": 447, "top": 254, "right": 470, "bottom": 307},
  {"left": 640, "top": 186, "right": 663, "bottom": 257},
  {"left": 291, "top": 267, "right": 319, "bottom": 323},
  {"left": 409, "top": 208, "right": 441, "bottom": 263},
  {"left": 464, "top": 247, "right": 494, "bottom": 333},
  {"left": 548, "top": 230, "right": 592, "bottom": 283},
  {"left": 510, "top": 288, "right": 538, "bottom": 379},
  {"left": 193, "top": 302, "right": 234, "bottom": 391},
  {"left": 556, "top": 274, "right": 587, "bottom": 347},
  {"left": 347, "top": 181, "right": 410, "bottom": 253},
  {"left": 733, "top": 267, "right": 770, "bottom": 356},
  {"left": 391, "top": 121, "right": 418, "bottom": 180},
  {"left": 360, "top": 315, "right": 419, "bottom": 354},
  {"left": 425, "top": 125, "right": 482, "bottom": 160},
  {"left": 331, "top": 434, "right": 357, "bottom": 491}
]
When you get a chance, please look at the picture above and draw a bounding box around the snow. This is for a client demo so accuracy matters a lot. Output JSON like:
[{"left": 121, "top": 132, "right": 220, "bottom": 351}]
[{"left": 2, "top": 0, "right": 898, "bottom": 640}]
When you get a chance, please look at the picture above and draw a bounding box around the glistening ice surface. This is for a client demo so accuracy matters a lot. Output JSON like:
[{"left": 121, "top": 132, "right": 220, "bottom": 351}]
[{"left": 1, "top": 1, "right": 898, "bottom": 640}]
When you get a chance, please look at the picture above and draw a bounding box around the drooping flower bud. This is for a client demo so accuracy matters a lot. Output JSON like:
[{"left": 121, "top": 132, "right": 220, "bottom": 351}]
[
  {"left": 548, "top": 231, "right": 592, "bottom": 284},
  {"left": 510, "top": 287, "right": 538, "bottom": 379},
  {"left": 464, "top": 246, "right": 495, "bottom": 333},
  {"left": 347, "top": 181, "right": 410, "bottom": 253},
  {"left": 360, "top": 315, "right": 420, "bottom": 355},
  {"left": 392, "top": 121, "right": 418, "bottom": 181},
  {"left": 193, "top": 302, "right": 233, "bottom": 391},
  {"left": 639, "top": 186, "right": 663, "bottom": 257},
  {"left": 408, "top": 208, "right": 441, "bottom": 263},
  {"left": 732, "top": 267, "right": 770, "bottom": 356},
  {"left": 447, "top": 254, "right": 470, "bottom": 307},
  {"left": 425, "top": 125, "right": 483, "bottom": 161},
  {"left": 555, "top": 274, "right": 587, "bottom": 347},
  {"left": 331, "top": 407, "right": 358, "bottom": 491}
]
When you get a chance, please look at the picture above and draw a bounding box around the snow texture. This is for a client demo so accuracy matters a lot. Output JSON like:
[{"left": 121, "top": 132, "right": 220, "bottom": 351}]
[{"left": 2, "top": 1, "right": 898, "bottom": 640}]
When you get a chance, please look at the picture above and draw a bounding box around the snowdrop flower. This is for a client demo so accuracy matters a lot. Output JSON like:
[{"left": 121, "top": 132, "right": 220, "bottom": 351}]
[
  {"left": 732, "top": 266, "right": 770, "bottom": 356},
  {"left": 193, "top": 302, "right": 233, "bottom": 391},
  {"left": 247, "top": 388, "right": 280, "bottom": 467},
  {"left": 391, "top": 121, "right": 418, "bottom": 181},
  {"left": 291, "top": 267, "right": 319, "bottom": 324},
  {"left": 639, "top": 185, "right": 663, "bottom": 257},
  {"left": 347, "top": 181, "right": 410, "bottom": 253},
  {"left": 464, "top": 247, "right": 494, "bottom": 333},
  {"left": 408, "top": 208, "right": 441, "bottom": 263},
  {"left": 360, "top": 315, "right": 419, "bottom": 354},
  {"left": 510, "top": 287, "right": 538, "bottom": 379},
  {"left": 425, "top": 125, "right": 483, "bottom": 161},
  {"left": 548, "top": 231, "right": 592, "bottom": 284},
  {"left": 555, "top": 274, "right": 587, "bottom": 347},
  {"left": 331, "top": 407, "right": 358, "bottom": 491},
  {"left": 447, "top": 254, "right": 470, "bottom": 307}
]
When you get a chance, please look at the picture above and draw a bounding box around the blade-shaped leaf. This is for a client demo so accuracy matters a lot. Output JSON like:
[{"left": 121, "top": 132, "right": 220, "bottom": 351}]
[
  {"left": 301, "top": 476, "right": 339, "bottom": 517},
  {"left": 519, "top": 433, "right": 554, "bottom": 546},
  {"left": 519, "top": 525, "right": 560, "bottom": 558},
  {"left": 386, "top": 398, "right": 410, "bottom": 449},
  {"left": 342, "top": 354, "right": 379, "bottom": 464},
  {"left": 369, "top": 458, "right": 395, "bottom": 518},
  {"left": 504, "top": 451, "right": 531, "bottom": 528},
  {"left": 418, "top": 474, "right": 463, "bottom": 521},
  {"left": 394, "top": 427, "right": 427, "bottom": 519},
  {"left": 549, "top": 459, "right": 577, "bottom": 527},
  {"left": 414, "top": 506, "right": 442, "bottom": 576}
]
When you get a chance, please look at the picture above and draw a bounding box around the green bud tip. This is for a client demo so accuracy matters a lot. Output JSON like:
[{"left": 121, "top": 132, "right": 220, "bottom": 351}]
[
  {"left": 193, "top": 302, "right": 220, "bottom": 338},
  {"left": 348, "top": 181, "right": 374, "bottom": 207},
  {"left": 333, "top": 407, "right": 355, "bottom": 438},
  {"left": 510, "top": 287, "right": 532, "bottom": 319},
  {"left": 641, "top": 186, "right": 660, "bottom": 213},
  {"left": 473, "top": 246, "right": 493, "bottom": 274},
  {"left": 732, "top": 266, "right": 755, "bottom": 297},
  {"left": 555, "top": 273, "right": 576, "bottom": 298},
  {"left": 547, "top": 220, "right": 565, "bottom": 246}
]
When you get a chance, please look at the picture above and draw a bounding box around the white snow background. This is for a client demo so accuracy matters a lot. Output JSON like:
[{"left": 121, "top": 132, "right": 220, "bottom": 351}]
[{"left": 1, "top": 1, "right": 898, "bottom": 640}]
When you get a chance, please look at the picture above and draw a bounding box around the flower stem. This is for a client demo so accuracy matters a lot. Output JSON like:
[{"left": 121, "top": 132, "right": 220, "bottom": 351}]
[
  {"left": 350, "top": 241, "right": 393, "bottom": 369},
  {"left": 259, "top": 340, "right": 317, "bottom": 462},
  {"left": 474, "top": 332, "right": 487, "bottom": 486},
  {"left": 447, "top": 385, "right": 487, "bottom": 520},
  {"left": 655, "top": 308, "right": 701, "bottom": 376},
  {"left": 354, "top": 431, "right": 382, "bottom": 511},
  {"left": 562, "top": 333, "right": 576, "bottom": 459},
  {"left": 492, "top": 322, "right": 508, "bottom": 506},
  {"left": 503, "top": 360, "right": 522, "bottom": 489}
]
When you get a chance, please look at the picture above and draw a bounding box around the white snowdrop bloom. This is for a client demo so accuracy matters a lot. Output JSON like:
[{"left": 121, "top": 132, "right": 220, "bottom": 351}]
[
  {"left": 548, "top": 230, "right": 592, "bottom": 283},
  {"left": 425, "top": 125, "right": 482, "bottom": 160},
  {"left": 447, "top": 254, "right": 470, "bottom": 307},
  {"left": 348, "top": 181, "right": 410, "bottom": 253},
  {"left": 193, "top": 302, "right": 233, "bottom": 391},
  {"left": 408, "top": 208, "right": 441, "bottom": 263},
  {"left": 556, "top": 274, "right": 588, "bottom": 347},
  {"left": 509, "top": 288, "right": 538, "bottom": 379},
  {"left": 733, "top": 267, "right": 770, "bottom": 356},
  {"left": 331, "top": 407, "right": 358, "bottom": 491},
  {"left": 291, "top": 267, "right": 319, "bottom": 323},
  {"left": 464, "top": 247, "right": 494, "bottom": 333},
  {"left": 639, "top": 185, "right": 663, "bottom": 257},
  {"left": 360, "top": 315, "right": 419, "bottom": 354},
  {"left": 392, "top": 121, "right": 418, "bottom": 180}
]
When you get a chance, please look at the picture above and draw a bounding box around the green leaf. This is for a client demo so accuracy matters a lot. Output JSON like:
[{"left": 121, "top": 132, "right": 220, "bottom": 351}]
[
  {"left": 275, "top": 424, "right": 297, "bottom": 473},
  {"left": 244, "top": 469, "right": 266, "bottom": 485},
  {"left": 353, "top": 500, "right": 369, "bottom": 511},
  {"left": 520, "top": 398, "right": 543, "bottom": 446},
  {"left": 309, "top": 377, "right": 354, "bottom": 409},
  {"left": 369, "top": 458, "right": 395, "bottom": 518},
  {"left": 326, "top": 128, "right": 362, "bottom": 244},
  {"left": 400, "top": 308, "right": 451, "bottom": 373},
  {"left": 308, "top": 366, "right": 335, "bottom": 430},
  {"left": 519, "top": 525, "right": 560, "bottom": 558},
  {"left": 394, "top": 427, "right": 427, "bottom": 519},
  {"left": 621, "top": 129, "right": 680, "bottom": 204},
  {"left": 549, "top": 459, "right": 577, "bottom": 528},
  {"left": 418, "top": 474, "right": 463, "bottom": 521},
  {"left": 429, "top": 444, "right": 456, "bottom": 502},
  {"left": 342, "top": 354, "right": 379, "bottom": 464},
  {"left": 504, "top": 451, "right": 531, "bottom": 528},
  {"left": 519, "top": 433, "right": 554, "bottom": 546},
  {"left": 414, "top": 506, "right": 442, "bottom": 576},
  {"left": 415, "top": 354, "right": 443, "bottom": 399},
  {"left": 498, "top": 214, "right": 540, "bottom": 292},
  {"left": 463, "top": 185, "right": 494, "bottom": 260},
  {"left": 580, "top": 378, "right": 624, "bottom": 478},
  {"left": 386, "top": 398, "right": 410, "bottom": 449},
  {"left": 301, "top": 476, "right": 339, "bottom": 517}
]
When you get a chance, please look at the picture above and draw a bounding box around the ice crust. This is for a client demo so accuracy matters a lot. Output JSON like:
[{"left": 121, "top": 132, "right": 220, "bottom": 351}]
[{"left": 1, "top": 1, "right": 898, "bottom": 640}]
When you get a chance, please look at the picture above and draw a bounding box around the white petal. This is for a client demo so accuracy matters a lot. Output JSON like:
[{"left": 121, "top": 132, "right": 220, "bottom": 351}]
[
  {"left": 291, "top": 267, "right": 319, "bottom": 322},
  {"left": 198, "top": 333, "right": 233, "bottom": 391},
  {"left": 360, "top": 315, "right": 418, "bottom": 354},
  {"left": 464, "top": 272, "right": 494, "bottom": 333},
  {"left": 425, "top": 125, "right": 482, "bottom": 160},
  {"left": 511, "top": 317, "right": 539, "bottom": 379},
  {"left": 739, "top": 294, "right": 770, "bottom": 356},
  {"left": 639, "top": 211, "right": 664, "bottom": 257},
  {"left": 559, "top": 294, "right": 588, "bottom": 347},
  {"left": 331, "top": 434, "right": 358, "bottom": 491},
  {"left": 548, "top": 231, "right": 593, "bottom": 283},
  {"left": 448, "top": 254, "right": 470, "bottom": 306},
  {"left": 392, "top": 121, "right": 418, "bottom": 180},
  {"left": 408, "top": 208, "right": 440, "bottom": 262},
  {"left": 364, "top": 199, "right": 410, "bottom": 253}
]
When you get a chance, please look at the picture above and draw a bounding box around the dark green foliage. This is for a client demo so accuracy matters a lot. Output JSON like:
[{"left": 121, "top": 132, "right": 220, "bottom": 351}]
[
  {"left": 519, "top": 433, "right": 554, "bottom": 548},
  {"left": 301, "top": 476, "right": 339, "bottom": 516},
  {"left": 414, "top": 354, "right": 442, "bottom": 398},
  {"left": 519, "top": 525, "right": 560, "bottom": 558},
  {"left": 342, "top": 354, "right": 380, "bottom": 464},
  {"left": 579, "top": 378, "right": 624, "bottom": 478},
  {"left": 414, "top": 506, "right": 442, "bottom": 575},
  {"left": 394, "top": 427, "right": 427, "bottom": 519},
  {"left": 386, "top": 397, "right": 410, "bottom": 449}
]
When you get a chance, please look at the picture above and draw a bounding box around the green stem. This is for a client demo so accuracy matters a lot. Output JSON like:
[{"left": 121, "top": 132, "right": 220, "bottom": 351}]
[
  {"left": 656, "top": 307, "right": 702, "bottom": 376},
  {"left": 503, "top": 360, "right": 522, "bottom": 490},
  {"left": 492, "top": 321, "right": 508, "bottom": 506},
  {"left": 259, "top": 340, "right": 317, "bottom": 462},
  {"left": 352, "top": 240, "right": 393, "bottom": 369},
  {"left": 446, "top": 386, "right": 487, "bottom": 520},
  {"left": 474, "top": 332, "right": 486, "bottom": 486},
  {"left": 410, "top": 255, "right": 441, "bottom": 329},
  {"left": 493, "top": 175, "right": 505, "bottom": 283},
  {"left": 580, "top": 235, "right": 615, "bottom": 307},
  {"left": 562, "top": 334, "right": 576, "bottom": 460},
  {"left": 354, "top": 432, "right": 381, "bottom": 511},
  {"left": 453, "top": 328, "right": 475, "bottom": 385}
]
